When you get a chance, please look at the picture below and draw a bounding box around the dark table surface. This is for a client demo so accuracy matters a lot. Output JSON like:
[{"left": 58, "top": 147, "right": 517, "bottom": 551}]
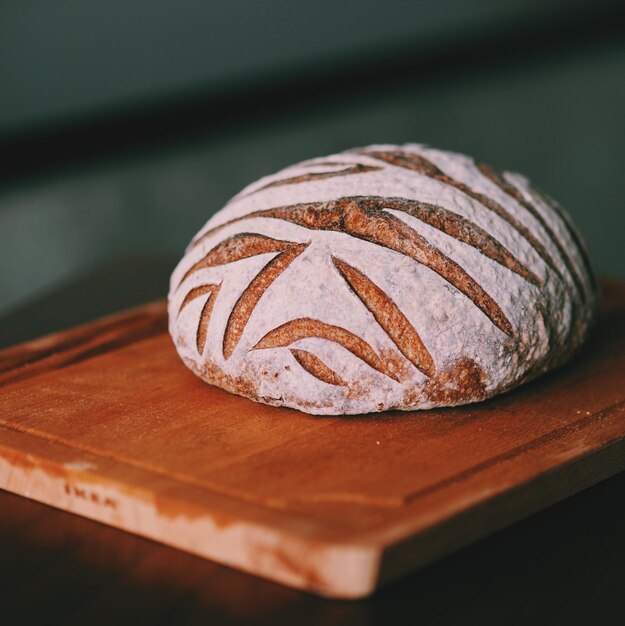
[{"left": 1, "top": 257, "right": 624, "bottom": 626}]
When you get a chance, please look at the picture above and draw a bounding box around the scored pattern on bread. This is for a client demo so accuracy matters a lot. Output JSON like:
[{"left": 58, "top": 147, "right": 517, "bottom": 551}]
[
  {"left": 177, "top": 283, "right": 219, "bottom": 317},
  {"left": 289, "top": 349, "right": 348, "bottom": 387},
  {"left": 222, "top": 240, "right": 309, "bottom": 359},
  {"left": 528, "top": 185, "right": 596, "bottom": 292},
  {"left": 476, "top": 163, "right": 586, "bottom": 299},
  {"left": 241, "top": 161, "right": 381, "bottom": 197},
  {"left": 178, "top": 233, "right": 309, "bottom": 359},
  {"left": 170, "top": 144, "right": 596, "bottom": 414},
  {"left": 331, "top": 256, "right": 436, "bottom": 378},
  {"left": 359, "top": 148, "right": 579, "bottom": 296},
  {"left": 180, "top": 233, "right": 298, "bottom": 286},
  {"left": 186, "top": 196, "right": 515, "bottom": 336},
  {"left": 253, "top": 318, "right": 400, "bottom": 381},
  {"left": 176, "top": 283, "right": 221, "bottom": 354}
]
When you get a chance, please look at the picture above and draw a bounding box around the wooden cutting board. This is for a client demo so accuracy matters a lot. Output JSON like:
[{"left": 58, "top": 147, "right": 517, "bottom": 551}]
[{"left": 1, "top": 278, "right": 624, "bottom": 599}]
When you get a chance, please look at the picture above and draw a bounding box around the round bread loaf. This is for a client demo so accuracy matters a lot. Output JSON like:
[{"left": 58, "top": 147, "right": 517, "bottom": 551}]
[{"left": 169, "top": 144, "right": 597, "bottom": 415}]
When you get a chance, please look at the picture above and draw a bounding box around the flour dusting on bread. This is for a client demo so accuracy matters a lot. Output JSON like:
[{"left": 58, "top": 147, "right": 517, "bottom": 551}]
[{"left": 169, "top": 144, "right": 597, "bottom": 415}]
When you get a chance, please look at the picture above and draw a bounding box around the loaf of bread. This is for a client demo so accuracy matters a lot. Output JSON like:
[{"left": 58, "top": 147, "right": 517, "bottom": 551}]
[{"left": 168, "top": 144, "right": 596, "bottom": 414}]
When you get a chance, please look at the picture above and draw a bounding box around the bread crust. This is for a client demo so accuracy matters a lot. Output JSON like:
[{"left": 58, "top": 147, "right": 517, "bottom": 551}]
[{"left": 168, "top": 144, "right": 597, "bottom": 415}]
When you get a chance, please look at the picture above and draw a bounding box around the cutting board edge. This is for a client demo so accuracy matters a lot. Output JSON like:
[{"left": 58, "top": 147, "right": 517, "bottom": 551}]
[
  {"left": 4, "top": 427, "right": 624, "bottom": 600},
  {"left": 0, "top": 435, "right": 382, "bottom": 599},
  {"left": 376, "top": 433, "right": 625, "bottom": 589}
]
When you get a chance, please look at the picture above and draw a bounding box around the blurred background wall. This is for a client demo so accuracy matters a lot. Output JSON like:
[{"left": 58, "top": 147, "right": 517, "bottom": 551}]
[{"left": 1, "top": 0, "right": 624, "bottom": 342}]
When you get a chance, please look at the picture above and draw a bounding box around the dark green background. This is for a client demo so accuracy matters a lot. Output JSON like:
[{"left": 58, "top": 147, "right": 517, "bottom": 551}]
[{"left": 1, "top": 0, "right": 624, "bottom": 332}]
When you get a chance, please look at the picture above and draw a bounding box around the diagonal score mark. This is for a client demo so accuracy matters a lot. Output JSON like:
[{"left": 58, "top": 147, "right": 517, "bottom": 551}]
[
  {"left": 178, "top": 233, "right": 299, "bottom": 288},
  {"left": 332, "top": 256, "right": 436, "bottom": 378},
  {"left": 530, "top": 186, "right": 596, "bottom": 294},
  {"left": 290, "top": 349, "right": 348, "bottom": 387},
  {"left": 239, "top": 162, "right": 381, "bottom": 199},
  {"left": 339, "top": 198, "right": 514, "bottom": 336},
  {"left": 478, "top": 163, "right": 587, "bottom": 300},
  {"left": 189, "top": 189, "right": 540, "bottom": 289},
  {"left": 187, "top": 197, "right": 514, "bottom": 336},
  {"left": 373, "top": 196, "right": 540, "bottom": 286},
  {"left": 362, "top": 149, "right": 564, "bottom": 286},
  {"left": 223, "top": 242, "right": 309, "bottom": 359},
  {"left": 197, "top": 285, "right": 221, "bottom": 355},
  {"left": 253, "top": 318, "right": 400, "bottom": 382},
  {"left": 177, "top": 283, "right": 221, "bottom": 355},
  {"left": 178, "top": 283, "right": 219, "bottom": 317}
]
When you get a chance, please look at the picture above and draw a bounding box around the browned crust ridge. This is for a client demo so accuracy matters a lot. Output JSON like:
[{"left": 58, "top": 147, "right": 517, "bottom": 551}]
[
  {"left": 188, "top": 196, "right": 515, "bottom": 336},
  {"left": 241, "top": 162, "right": 381, "bottom": 197},
  {"left": 476, "top": 163, "right": 586, "bottom": 300},
  {"left": 332, "top": 256, "right": 436, "bottom": 378},
  {"left": 289, "top": 349, "right": 348, "bottom": 386},
  {"left": 223, "top": 242, "right": 309, "bottom": 359},
  {"left": 180, "top": 233, "right": 300, "bottom": 286},
  {"left": 360, "top": 149, "right": 576, "bottom": 294},
  {"left": 178, "top": 283, "right": 219, "bottom": 317},
  {"left": 196, "top": 284, "right": 221, "bottom": 354},
  {"left": 253, "top": 318, "right": 400, "bottom": 381}
]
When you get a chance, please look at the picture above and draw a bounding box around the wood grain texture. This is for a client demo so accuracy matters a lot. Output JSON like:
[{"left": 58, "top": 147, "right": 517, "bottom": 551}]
[{"left": 0, "top": 279, "right": 624, "bottom": 599}]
